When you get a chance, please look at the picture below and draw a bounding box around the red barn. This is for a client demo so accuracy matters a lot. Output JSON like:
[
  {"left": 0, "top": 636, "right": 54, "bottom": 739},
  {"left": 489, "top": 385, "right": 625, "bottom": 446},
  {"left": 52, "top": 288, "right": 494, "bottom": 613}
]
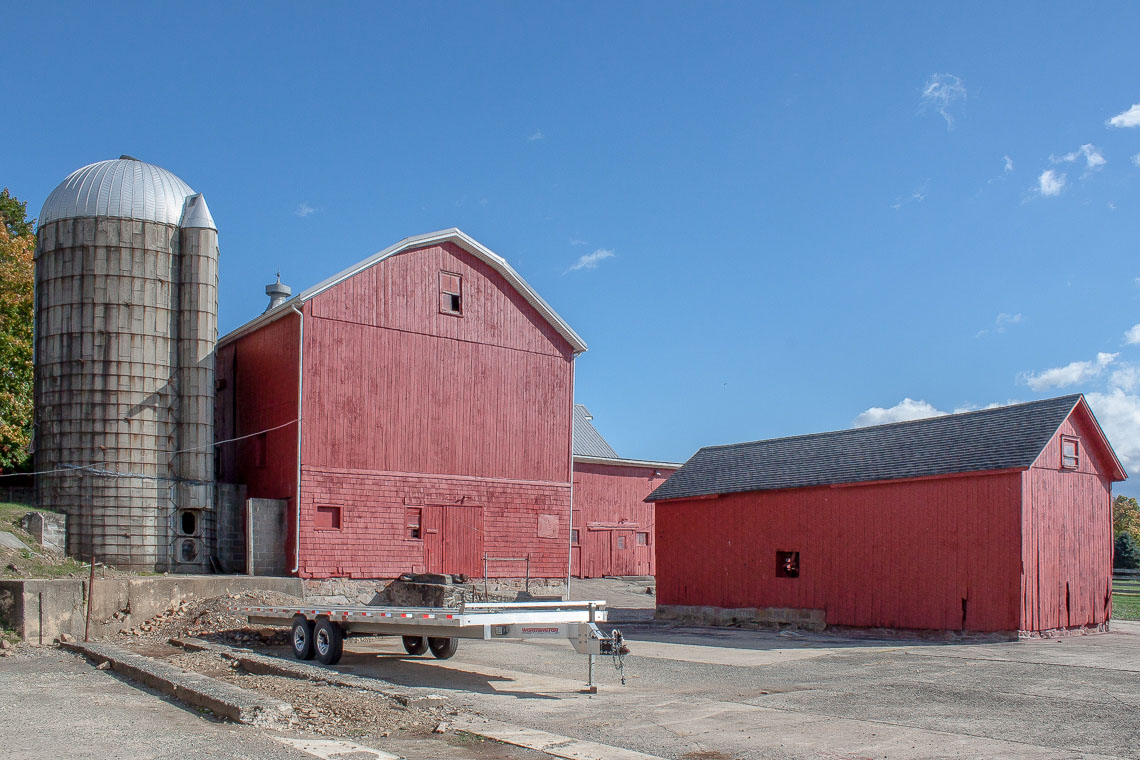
[
  {"left": 570, "top": 405, "right": 680, "bottom": 577},
  {"left": 215, "top": 229, "right": 586, "bottom": 579},
  {"left": 648, "top": 395, "right": 1127, "bottom": 635}
]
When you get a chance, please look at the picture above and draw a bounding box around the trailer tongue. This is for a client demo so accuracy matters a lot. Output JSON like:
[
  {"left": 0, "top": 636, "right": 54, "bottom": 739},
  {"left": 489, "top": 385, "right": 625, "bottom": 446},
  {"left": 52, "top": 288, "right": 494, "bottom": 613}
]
[{"left": 231, "top": 599, "right": 627, "bottom": 691}]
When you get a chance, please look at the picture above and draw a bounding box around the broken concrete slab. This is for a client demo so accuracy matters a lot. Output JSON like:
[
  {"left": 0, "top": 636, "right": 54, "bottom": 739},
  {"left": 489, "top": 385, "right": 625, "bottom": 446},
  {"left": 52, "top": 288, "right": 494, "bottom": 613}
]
[
  {"left": 0, "top": 531, "right": 30, "bottom": 552},
  {"left": 62, "top": 640, "right": 295, "bottom": 726},
  {"left": 456, "top": 717, "right": 667, "bottom": 760},
  {"left": 169, "top": 637, "right": 447, "bottom": 707}
]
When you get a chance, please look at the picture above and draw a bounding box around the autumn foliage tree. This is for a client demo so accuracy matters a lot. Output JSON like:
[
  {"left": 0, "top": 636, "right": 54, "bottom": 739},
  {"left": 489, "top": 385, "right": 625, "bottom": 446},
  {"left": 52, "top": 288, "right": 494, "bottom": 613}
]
[{"left": 0, "top": 188, "right": 34, "bottom": 470}]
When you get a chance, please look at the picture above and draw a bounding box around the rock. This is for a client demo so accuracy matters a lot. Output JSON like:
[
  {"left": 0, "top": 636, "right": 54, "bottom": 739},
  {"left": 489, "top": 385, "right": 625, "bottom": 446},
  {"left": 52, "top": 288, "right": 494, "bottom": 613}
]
[
  {"left": 96, "top": 661, "right": 111, "bottom": 670},
  {"left": 0, "top": 639, "right": 10, "bottom": 650},
  {"left": 57, "top": 633, "right": 74, "bottom": 643},
  {"left": 433, "top": 722, "right": 450, "bottom": 734}
]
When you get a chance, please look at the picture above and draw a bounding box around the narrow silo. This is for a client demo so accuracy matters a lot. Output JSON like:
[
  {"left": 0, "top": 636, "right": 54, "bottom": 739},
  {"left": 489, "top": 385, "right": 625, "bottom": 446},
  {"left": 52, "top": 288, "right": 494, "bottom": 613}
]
[{"left": 34, "top": 157, "right": 219, "bottom": 571}]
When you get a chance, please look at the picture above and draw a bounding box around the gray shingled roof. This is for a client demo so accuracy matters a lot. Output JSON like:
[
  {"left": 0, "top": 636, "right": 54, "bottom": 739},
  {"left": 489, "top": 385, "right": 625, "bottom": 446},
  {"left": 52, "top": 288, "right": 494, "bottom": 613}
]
[
  {"left": 573, "top": 404, "right": 620, "bottom": 459},
  {"left": 647, "top": 395, "right": 1085, "bottom": 502}
]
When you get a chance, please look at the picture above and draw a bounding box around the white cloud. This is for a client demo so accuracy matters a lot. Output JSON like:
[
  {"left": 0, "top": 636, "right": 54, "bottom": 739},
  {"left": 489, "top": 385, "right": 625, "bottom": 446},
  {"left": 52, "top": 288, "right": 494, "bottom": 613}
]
[
  {"left": 1003, "top": 155, "right": 1015, "bottom": 173},
  {"left": 919, "top": 73, "right": 967, "bottom": 128},
  {"left": 1037, "top": 169, "right": 1066, "bottom": 196},
  {"left": 1021, "top": 352, "right": 1118, "bottom": 391},
  {"left": 528, "top": 129, "right": 545, "bottom": 142},
  {"left": 1110, "top": 365, "right": 1140, "bottom": 392},
  {"left": 1125, "top": 324, "right": 1140, "bottom": 345},
  {"left": 1132, "top": 153, "right": 1140, "bottom": 168},
  {"left": 1107, "top": 103, "right": 1140, "bottom": 128},
  {"left": 1052, "top": 144, "right": 1106, "bottom": 170},
  {"left": 294, "top": 202, "right": 316, "bottom": 218},
  {"left": 976, "top": 312, "right": 1023, "bottom": 338},
  {"left": 566, "top": 248, "right": 614, "bottom": 273},
  {"left": 1086, "top": 389, "right": 1140, "bottom": 472},
  {"left": 890, "top": 180, "right": 930, "bottom": 209},
  {"left": 854, "top": 398, "right": 947, "bottom": 427},
  {"left": 569, "top": 238, "right": 589, "bottom": 246}
]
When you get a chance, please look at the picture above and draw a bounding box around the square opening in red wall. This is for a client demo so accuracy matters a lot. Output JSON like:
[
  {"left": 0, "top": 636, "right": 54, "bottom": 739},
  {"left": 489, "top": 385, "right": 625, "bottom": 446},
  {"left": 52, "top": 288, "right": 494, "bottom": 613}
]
[{"left": 314, "top": 505, "right": 342, "bottom": 530}]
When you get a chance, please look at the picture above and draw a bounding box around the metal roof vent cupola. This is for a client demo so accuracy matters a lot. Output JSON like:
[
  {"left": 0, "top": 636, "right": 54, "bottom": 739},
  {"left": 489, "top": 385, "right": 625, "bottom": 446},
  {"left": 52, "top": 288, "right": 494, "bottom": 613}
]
[
  {"left": 34, "top": 156, "right": 219, "bottom": 572},
  {"left": 265, "top": 273, "right": 292, "bottom": 312}
]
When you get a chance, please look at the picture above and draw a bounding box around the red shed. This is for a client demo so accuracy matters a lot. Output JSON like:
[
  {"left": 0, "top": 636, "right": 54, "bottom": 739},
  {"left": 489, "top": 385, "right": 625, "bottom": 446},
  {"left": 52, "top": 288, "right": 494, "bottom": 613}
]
[
  {"left": 647, "top": 396, "right": 1127, "bottom": 635},
  {"left": 215, "top": 229, "right": 587, "bottom": 579},
  {"left": 570, "top": 405, "right": 680, "bottom": 577}
]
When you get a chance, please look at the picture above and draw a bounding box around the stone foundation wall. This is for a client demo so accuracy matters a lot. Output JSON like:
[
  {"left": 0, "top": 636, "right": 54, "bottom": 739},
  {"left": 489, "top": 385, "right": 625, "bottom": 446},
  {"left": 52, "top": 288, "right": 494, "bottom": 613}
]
[{"left": 656, "top": 604, "right": 826, "bottom": 631}]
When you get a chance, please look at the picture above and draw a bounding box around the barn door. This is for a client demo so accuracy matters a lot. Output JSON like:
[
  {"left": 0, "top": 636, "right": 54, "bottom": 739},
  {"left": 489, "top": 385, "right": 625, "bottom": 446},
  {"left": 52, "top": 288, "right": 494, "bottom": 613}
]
[
  {"left": 612, "top": 530, "right": 637, "bottom": 576},
  {"left": 424, "top": 505, "right": 484, "bottom": 577},
  {"left": 583, "top": 528, "right": 612, "bottom": 578}
]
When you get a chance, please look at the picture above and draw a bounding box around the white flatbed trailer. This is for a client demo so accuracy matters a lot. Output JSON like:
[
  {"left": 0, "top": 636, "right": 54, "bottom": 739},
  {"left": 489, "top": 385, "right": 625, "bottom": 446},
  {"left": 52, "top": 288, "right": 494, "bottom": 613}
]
[{"left": 231, "top": 599, "right": 626, "bottom": 691}]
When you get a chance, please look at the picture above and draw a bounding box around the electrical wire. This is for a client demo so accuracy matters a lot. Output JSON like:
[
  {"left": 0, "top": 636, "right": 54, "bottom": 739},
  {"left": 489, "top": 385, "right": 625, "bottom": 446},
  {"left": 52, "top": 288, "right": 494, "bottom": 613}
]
[{"left": 0, "top": 418, "right": 299, "bottom": 479}]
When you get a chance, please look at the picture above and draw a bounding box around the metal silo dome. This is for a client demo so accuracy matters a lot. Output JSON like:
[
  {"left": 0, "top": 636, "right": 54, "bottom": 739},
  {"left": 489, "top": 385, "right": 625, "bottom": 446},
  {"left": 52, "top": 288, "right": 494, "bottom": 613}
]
[{"left": 38, "top": 155, "right": 215, "bottom": 229}]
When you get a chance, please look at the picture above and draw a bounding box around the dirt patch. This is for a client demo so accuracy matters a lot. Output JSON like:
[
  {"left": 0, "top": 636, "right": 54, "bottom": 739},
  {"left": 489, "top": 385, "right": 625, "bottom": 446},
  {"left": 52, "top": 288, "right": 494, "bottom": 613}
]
[{"left": 112, "top": 590, "right": 300, "bottom": 646}]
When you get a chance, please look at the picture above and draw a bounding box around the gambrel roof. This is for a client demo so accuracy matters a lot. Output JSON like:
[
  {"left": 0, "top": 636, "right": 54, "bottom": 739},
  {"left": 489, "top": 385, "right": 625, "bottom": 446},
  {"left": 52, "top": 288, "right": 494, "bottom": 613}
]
[{"left": 648, "top": 394, "right": 1126, "bottom": 502}]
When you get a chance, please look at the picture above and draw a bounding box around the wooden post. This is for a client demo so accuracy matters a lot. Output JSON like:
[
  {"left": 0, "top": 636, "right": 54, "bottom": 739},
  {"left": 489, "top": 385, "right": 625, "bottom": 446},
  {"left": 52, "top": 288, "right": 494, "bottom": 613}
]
[{"left": 84, "top": 554, "right": 96, "bottom": 642}]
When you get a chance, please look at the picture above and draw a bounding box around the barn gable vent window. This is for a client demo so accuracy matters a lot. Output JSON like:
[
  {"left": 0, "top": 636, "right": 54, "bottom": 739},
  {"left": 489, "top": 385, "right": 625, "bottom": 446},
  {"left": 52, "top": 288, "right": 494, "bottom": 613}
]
[
  {"left": 636, "top": 532, "right": 649, "bottom": 546},
  {"left": 1061, "top": 436, "right": 1079, "bottom": 469},
  {"left": 776, "top": 551, "right": 800, "bottom": 578},
  {"left": 439, "top": 272, "right": 462, "bottom": 316}
]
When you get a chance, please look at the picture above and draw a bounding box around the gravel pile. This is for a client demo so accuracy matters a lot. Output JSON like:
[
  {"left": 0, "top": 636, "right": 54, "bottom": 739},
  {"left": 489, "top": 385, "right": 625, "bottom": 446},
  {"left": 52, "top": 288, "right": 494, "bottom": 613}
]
[{"left": 115, "top": 591, "right": 300, "bottom": 646}]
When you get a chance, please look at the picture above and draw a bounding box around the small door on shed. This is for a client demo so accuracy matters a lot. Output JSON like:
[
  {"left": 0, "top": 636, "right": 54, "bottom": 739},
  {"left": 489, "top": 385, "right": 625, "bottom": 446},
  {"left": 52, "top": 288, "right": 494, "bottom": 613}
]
[
  {"left": 611, "top": 530, "right": 637, "bottom": 576},
  {"left": 582, "top": 528, "right": 612, "bottom": 578},
  {"left": 424, "top": 505, "right": 484, "bottom": 577}
]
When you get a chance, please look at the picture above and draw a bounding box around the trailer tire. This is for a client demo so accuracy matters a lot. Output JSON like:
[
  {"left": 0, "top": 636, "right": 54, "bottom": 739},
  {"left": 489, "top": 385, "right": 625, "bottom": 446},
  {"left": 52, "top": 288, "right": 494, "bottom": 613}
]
[
  {"left": 314, "top": 618, "right": 344, "bottom": 665},
  {"left": 402, "top": 636, "right": 428, "bottom": 655},
  {"left": 428, "top": 636, "right": 458, "bottom": 659},
  {"left": 291, "top": 616, "right": 316, "bottom": 660}
]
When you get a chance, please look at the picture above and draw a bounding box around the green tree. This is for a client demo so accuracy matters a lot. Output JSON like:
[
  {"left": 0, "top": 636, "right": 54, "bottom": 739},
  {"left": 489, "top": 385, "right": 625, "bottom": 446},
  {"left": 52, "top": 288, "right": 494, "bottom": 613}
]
[
  {"left": 0, "top": 188, "right": 34, "bottom": 470},
  {"left": 1115, "top": 495, "right": 1140, "bottom": 540}
]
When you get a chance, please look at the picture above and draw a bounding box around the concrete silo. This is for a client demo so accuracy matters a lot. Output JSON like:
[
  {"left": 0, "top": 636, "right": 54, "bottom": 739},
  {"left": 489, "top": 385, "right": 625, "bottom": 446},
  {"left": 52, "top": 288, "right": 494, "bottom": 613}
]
[{"left": 35, "top": 156, "right": 219, "bottom": 571}]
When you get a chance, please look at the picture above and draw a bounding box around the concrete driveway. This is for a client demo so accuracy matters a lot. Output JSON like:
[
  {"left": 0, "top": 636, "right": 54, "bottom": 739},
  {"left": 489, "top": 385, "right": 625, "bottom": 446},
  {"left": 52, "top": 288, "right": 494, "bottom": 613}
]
[{"left": 325, "top": 617, "right": 1140, "bottom": 759}]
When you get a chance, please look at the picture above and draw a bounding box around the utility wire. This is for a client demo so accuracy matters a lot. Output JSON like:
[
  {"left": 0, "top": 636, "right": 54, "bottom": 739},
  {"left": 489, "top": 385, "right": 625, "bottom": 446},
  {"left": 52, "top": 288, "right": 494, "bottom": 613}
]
[{"left": 0, "top": 418, "right": 299, "bottom": 479}]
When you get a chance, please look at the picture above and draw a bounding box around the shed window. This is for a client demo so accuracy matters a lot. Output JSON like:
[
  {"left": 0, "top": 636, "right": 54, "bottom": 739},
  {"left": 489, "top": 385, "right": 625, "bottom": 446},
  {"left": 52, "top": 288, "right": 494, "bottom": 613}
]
[
  {"left": 571, "top": 529, "right": 580, "bottom": 544},
  {"left": 440, "top": 272, "right": 462, "bottom": 315},
  {"left": 636, "top": 532, "right": 649, "bottom": 546},
  {"left": 1061, "top": 437, "right": 1079, "bottom": 469},
  {"left": 406, "top": 508, "right": 422, "bottom": 540},
  {"left": 616, "top": 535, "right": 626, "bottom": 550},
  {"left": 314, "top": 505, "right": 342, "bottom": 530},
  {"left": 776, "top": 551, "right": 800, "bottom": 578}
]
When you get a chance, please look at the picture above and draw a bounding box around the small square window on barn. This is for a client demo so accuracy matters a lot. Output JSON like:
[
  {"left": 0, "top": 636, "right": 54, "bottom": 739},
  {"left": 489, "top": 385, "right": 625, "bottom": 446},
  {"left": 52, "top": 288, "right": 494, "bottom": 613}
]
[
  {"left": 406, "top": 507, "right": 422, "bottom": 540},
  {"left": 776, "top": 551, "right": 800, "bottom": 578},
  {"left": 616, "top": 535, "right": 626, "bottom": 550},
  {"left": 636, "top": 532, "right": 649, "bottom": 546},
  {"left": 571, "top": 529, "right": 580, "bottom": 544},
  {"left": 314, "top": 505, "right": 342, "bottom": 531},
  {"left": 1061, "top": 436, "right": 1080, "bottom": 469},
  {"left": 439, "top": 272, "right": 462, "bottom": 316}
]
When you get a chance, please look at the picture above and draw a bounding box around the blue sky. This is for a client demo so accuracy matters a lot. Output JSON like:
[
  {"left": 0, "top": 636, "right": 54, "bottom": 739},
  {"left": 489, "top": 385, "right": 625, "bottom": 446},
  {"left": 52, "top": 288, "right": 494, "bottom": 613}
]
[{"left": 7, "top": 3, "right": 1140, "bottom": 493}]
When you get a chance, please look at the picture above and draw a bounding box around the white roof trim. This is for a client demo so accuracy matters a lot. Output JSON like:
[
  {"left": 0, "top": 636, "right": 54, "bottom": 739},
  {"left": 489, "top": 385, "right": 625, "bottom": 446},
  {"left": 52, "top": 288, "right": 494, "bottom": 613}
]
[
  {"left": 574, "top": 455, "right": 683, "bottom": 469},
  {"left": 219, "top": 228, "right": 586, "bottom": 352}
]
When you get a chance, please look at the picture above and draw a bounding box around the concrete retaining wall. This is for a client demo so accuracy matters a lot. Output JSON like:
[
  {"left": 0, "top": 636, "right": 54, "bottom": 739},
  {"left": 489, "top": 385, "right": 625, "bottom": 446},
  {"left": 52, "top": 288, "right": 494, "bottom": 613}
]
[
  {"left": 0, "top": 574, "right": 302, "bottom": 645},
  {"left": 656, "top": 604, "right": 826, "bottom": 631}
]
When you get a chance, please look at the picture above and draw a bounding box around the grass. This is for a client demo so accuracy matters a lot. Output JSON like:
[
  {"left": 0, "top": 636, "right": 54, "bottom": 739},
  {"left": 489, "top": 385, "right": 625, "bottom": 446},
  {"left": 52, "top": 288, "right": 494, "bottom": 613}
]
[
  {"left": 0, "top": 501, "right": 88, "bottom": 578},
  {"left": 1113, "top": 575, "right": 1140, "bottom": 621}
]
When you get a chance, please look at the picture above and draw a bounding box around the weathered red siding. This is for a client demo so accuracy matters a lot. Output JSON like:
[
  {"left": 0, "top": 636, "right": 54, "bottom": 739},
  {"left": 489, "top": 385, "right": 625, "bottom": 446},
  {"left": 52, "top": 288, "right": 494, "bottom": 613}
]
[
  {"left": 296, "top": 467, "right": 570, "bottom": 578},
  {"left": 215, "top": 313, "right": 299, "bottom": 502},
  {"left": 288, "top": 242, "right": 575, "bottom": 578},
  {"left": 656, "top": 472, "right": 1024, "bottom": 632},
  {"left": 572, "top": 462, "right": 676, "bottom": 577},
  {"left": 1021, "top": 411, "right": 1114, "bottom": 632}
]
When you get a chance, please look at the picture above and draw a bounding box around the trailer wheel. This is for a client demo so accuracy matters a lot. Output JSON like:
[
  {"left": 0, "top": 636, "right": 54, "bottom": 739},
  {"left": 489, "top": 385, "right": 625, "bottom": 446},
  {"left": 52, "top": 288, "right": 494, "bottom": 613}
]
[
  {"left": 314, "top": 618, "right": 344, "bottom": 665},
  {"left": 402, "top": 636, "right": 428, "bottom": 655},
  {"left": 291, "top": 616, "right": 315, "bottom": 660},
  {"left": 428, "top": 636, "right": 458, "bottom": 659}
]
